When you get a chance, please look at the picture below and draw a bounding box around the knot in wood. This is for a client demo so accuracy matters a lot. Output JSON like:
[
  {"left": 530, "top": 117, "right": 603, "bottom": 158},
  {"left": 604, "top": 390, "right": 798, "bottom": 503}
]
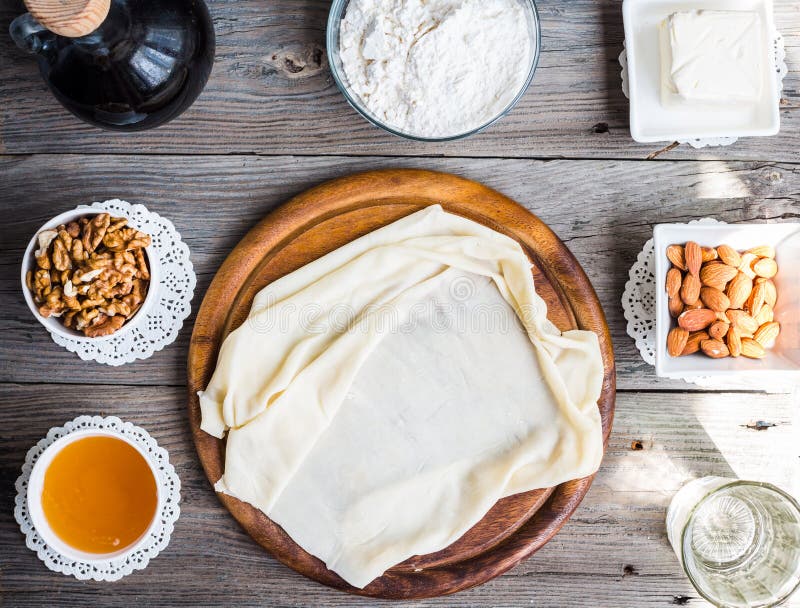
[{"left": 268, "top": 44, "right": 325, "bottom": 79}]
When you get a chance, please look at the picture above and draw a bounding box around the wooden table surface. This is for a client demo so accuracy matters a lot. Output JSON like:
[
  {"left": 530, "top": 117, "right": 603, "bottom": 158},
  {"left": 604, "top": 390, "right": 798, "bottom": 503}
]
[{"left": 1, "top": 1, "right": 799, "bottom": 606}]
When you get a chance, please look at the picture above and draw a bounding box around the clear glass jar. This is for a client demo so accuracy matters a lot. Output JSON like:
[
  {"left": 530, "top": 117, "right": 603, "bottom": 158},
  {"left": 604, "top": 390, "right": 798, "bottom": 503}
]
[{"left": 667, "top": 477, "right": 800, "bottom": 608}]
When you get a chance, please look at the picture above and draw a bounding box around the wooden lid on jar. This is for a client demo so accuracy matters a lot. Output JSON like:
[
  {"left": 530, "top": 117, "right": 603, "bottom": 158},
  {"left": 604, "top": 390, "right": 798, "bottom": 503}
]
[{"left": 25, "top": 0, "right": 110, "bottom": 37}]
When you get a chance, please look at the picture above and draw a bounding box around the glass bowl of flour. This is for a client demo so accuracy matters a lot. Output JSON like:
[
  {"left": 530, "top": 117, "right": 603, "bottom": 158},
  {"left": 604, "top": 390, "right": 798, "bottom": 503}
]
[{"left": 327, "top": 0, "right": 541, "bottom": 141}]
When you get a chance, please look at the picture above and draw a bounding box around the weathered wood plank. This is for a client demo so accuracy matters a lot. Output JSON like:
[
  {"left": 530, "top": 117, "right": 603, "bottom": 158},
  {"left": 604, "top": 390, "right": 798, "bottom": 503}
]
[
  {"left": 2, "top": 154, "right": 799, "bottom": 389},
  {"left": 1, "top": 385, "right": 796, "bottom": 607},
  {"left": 0, "top": 0, "right": 797, "bottom": 160}
]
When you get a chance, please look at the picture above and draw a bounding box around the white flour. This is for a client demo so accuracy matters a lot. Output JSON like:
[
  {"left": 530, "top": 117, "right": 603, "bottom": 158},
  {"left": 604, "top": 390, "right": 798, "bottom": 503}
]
[{"left": 339, "top": 0, "right": 534, "bottom": 138}]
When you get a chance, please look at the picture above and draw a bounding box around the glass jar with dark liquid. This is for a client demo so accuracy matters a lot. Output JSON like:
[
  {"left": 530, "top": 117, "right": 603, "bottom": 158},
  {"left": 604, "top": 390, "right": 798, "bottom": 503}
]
[{"left": 10, "top": 0, "right": 215, "bottom": 131}]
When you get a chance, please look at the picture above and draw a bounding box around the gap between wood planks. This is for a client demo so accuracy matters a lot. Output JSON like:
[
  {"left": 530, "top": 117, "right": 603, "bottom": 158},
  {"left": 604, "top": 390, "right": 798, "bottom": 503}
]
[
  {"left": 4, "top": 151, "right": 800, "bottom": 165},
  {"left": 0, "top": 381, "right": 791, "bottom": 398}
]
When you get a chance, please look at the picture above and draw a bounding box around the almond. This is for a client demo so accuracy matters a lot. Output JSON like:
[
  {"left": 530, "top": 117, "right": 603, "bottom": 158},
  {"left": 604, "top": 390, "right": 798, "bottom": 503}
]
[
  {"left": 754, "top": 321, "right": 780, "bottom": 347},
  {"left": 681, "top": 331, "right": 709, "bottom": 356},
  {"left": 685, "top": 241, "right": 702, "bottom": 276},
  {"left": 717, "top": 244, "right": 742, "bottom": 268},
  {"left": 755, "top": 303, "right": 773, "bottom": 326},
  {"left": 753, "top": 258, "right": 778, "bottom": 279},
  {"left": 700, "top": 286, "right": 730, "bottom": 312},
  {"left": 726, "top": 326, "right": 742, "bottom": 358},
  {"left": 678, "top": 308, "right": 716, "bottom": 332},
  {"left": 685, "top": 301, "right": 704, "bottom": 311},
  {"left": 667, "top": 245, "right": 687, "bottom": 271},
  {"left": 681, "top": 273, "right": 701, "bottom": 305},
  {"left": 746, "top": 281, "right": 767, "bottom": 317},
  {"left": 726, "top": 272, "right": 753, "bottom": 310},
  {"left": 700, "top": 262, "right": 738, "bottom": 290},
  {"left": 669, "top": 294, "right": 684, "bottom": 318},
  {"left": 741, "top": 338, "right": 766, "bottom": 359},
  {"left": 701, "top": 247, "right": 718, "bottom": 262},
  {"left": 747, "top": 245, "right": 775, "bottom": 259},
  {"left": 666, "top": 268, "right": 682, "bottom": 298},
  {"left": 738, "top": 253, "right": 758, "bottom": 279},
  {"left": 708, "top": 320, "right": 730, "bottom": 341},
  {"left": 667, "top": 327, "right": 689, "bottom": 357},
  {"left": 763, "top": 279, "right": 777, "bottom": 308},
  {"left": 701, "top": 339, "right": 730, "bottom": 359},
  {"left": 726, "top": 309, "right": 759, "bottom": 335}
]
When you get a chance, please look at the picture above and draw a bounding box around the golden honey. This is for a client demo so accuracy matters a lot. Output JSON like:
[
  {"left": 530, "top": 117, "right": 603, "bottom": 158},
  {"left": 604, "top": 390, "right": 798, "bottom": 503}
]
[{"left": 42, "top": 436, "right": 158, "bottom": 554}]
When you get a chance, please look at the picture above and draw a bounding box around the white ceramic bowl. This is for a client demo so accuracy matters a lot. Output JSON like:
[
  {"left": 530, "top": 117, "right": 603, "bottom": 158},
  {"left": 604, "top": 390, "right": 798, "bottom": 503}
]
[
  {"left": 27, "top": 428, "right": 162, "bottom": 563},
  {"left": 654, "top": 222, "right": 800, "bottom": 379},
  {"left": 623, "top": 0, "right": 780, "bottom": 143},
  {"left": 21, "top": 207, "right": 160, "bottom": 342}
]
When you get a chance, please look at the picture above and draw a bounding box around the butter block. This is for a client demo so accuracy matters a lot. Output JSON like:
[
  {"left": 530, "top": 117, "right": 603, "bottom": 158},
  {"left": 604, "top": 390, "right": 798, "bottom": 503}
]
[{"left": 660, "top": 10, "right": 764, "bottom": 104}]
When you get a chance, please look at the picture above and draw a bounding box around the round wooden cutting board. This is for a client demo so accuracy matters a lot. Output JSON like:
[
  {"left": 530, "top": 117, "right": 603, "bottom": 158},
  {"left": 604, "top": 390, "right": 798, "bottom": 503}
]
[{"left": 187, "top": 169, "right": 615, "bottom": 599}]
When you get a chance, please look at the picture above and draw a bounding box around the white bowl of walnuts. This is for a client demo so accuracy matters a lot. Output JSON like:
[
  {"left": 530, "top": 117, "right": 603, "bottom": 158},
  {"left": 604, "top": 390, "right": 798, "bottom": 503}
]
[
  {"left": 21, "top": 207, "right": 160, "bottom": 341},
  {"left": 654, "top": 222, "right": 800, "bottom": 379}
]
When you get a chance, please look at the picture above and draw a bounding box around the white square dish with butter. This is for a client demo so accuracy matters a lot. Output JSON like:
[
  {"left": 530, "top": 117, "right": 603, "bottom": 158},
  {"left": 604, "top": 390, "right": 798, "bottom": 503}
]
[{"left": 623, "top": 0, "right": 780, "bottom": 143}]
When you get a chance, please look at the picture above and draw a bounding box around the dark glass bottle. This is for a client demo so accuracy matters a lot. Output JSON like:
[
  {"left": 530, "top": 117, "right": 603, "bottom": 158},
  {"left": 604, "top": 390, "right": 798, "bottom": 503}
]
[{"left": 10, "top": 0, "right": 215, "bottom": 131}]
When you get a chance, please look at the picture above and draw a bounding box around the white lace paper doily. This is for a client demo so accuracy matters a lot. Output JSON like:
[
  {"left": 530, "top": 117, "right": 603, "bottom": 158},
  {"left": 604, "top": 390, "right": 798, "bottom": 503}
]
[
  {"left": 49, "top": 199, "right": 196, "bottom": 366},
  {"left": 619, "top": 32, "right": 787, "bottom": 149},
  {"left": 622, "top": 218, "right": 798, "bottom": 392},
  {"left": 14, "top": 415, "right": 181, "bottom": 581}
]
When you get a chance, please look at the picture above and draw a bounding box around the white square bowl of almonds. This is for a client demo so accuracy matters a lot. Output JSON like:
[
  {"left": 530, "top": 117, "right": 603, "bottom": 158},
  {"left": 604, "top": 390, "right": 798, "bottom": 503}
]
[
  {"left": 654, "top": 223, "right": 800, "bottom": 379},
  {"left": 21, "top": 207, "right": 160, "bottom": 341}
]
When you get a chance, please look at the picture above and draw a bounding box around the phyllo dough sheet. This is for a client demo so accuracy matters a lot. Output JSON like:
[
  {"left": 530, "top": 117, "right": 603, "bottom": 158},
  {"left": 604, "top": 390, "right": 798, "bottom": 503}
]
[{"left": 200, "top": 205, "right": 605, "bottom": 588}]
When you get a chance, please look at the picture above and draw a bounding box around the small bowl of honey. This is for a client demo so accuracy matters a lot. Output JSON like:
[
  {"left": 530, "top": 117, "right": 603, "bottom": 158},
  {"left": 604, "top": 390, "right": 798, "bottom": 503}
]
[{"left": 27, "top": 429, "right": 161, "bottom": 562}]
